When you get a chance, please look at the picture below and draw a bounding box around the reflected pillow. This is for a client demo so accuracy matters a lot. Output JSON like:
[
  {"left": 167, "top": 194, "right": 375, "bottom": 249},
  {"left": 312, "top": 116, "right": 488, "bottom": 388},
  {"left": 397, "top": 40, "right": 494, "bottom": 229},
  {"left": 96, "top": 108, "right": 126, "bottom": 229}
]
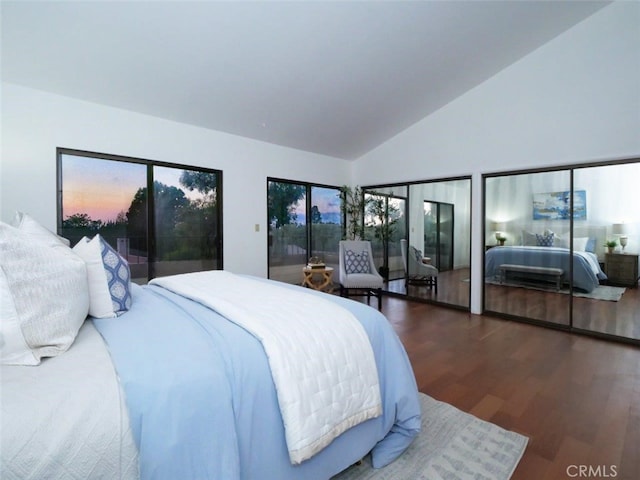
[
  {"left": 344, "top": 249, "right": 370, "bottom": 274},
  {"left": 522, "top": 230, "right": 537, "bottom": 246},
  {"left": 573, "top": 237, "right": 589, "bottom": 252},
  {"left": 554, "top": 234, "right": 569, "bottom": 249},
  {"left": 536, "top": 232, "right": 554, "bottom": 247}
]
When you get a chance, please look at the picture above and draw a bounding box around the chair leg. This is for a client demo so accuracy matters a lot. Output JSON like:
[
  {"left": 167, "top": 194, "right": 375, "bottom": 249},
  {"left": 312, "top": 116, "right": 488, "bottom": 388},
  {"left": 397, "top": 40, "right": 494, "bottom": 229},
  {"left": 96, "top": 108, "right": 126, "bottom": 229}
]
[
  {"left": 376, "top": 288, "right": 382, "bottom": 310},
  {"left": 434, "top": 277, "right": 438, "bottom": 294}
]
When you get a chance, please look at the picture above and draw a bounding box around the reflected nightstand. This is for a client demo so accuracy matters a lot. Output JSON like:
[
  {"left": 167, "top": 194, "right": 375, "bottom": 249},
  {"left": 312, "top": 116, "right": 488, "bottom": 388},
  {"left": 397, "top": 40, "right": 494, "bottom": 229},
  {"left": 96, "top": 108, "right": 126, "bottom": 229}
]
[{"left": 605, "top": 253, "right": 639, "bottom": 288}]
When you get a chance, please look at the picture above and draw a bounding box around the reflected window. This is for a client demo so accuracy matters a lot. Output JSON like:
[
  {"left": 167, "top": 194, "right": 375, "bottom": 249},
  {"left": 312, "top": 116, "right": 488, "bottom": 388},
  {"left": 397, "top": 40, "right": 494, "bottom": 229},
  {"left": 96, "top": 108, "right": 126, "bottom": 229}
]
[
  {"left": 364, "top": 191, "right": 405, "bottom": 280},
  {"left": 363, "top": 178, "right": 471, "bottom": 310}
]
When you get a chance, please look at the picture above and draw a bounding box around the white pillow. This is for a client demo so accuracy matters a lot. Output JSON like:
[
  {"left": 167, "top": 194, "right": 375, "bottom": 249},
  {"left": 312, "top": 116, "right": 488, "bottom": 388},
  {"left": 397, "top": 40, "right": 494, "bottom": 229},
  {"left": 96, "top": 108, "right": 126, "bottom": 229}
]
[
  {"left": 522, "top": 230, "right": 537, "bottom": 246},
  {"left": 0, "top": 222, "right": 89, "bottom": 366},
  {"left": 573, "top": 237, "right": 589, "bottom": 252},
  {"left": 11, "top": 211, "right": 71, "bottom": 247},
  {"left": 73, "top": 234, "right": 132, "bottom": 318},
  {"left": 554, "top": 234, "right": 569, "bottom": 249}
]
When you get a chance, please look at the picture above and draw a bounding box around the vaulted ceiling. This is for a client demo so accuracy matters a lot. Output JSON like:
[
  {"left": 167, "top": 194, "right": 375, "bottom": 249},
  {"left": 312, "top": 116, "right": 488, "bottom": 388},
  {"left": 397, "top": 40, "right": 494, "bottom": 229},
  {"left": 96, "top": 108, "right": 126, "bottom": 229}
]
[{"left": 1, "top": 1, "right": 610, "bottom": 159}]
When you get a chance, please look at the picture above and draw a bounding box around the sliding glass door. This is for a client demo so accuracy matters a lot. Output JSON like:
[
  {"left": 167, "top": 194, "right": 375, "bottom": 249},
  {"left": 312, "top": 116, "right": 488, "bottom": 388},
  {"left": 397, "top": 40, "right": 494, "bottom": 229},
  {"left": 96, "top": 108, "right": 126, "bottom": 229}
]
[
  {"left": 267, "top": 179, "right": 342, "bottom": 284},
  {"left": 58, "top": 149, "right": 223, "bottom": 283}
]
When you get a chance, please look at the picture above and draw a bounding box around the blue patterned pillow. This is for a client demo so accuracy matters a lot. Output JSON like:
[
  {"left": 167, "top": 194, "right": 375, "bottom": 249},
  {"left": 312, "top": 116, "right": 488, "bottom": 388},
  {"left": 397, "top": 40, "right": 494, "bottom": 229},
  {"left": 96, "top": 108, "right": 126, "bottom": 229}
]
[
  {"left": 345, "top": 249, "right": 370, "bottom": 274},
  {"left": 73, "top": 234, "right": 132, "bottom": 318},
  {"left": 536, "top": 232, "right": 554, "bottom": 247},
  {"left": 99, "top": 237, "right": 132, "bottom": 315}
]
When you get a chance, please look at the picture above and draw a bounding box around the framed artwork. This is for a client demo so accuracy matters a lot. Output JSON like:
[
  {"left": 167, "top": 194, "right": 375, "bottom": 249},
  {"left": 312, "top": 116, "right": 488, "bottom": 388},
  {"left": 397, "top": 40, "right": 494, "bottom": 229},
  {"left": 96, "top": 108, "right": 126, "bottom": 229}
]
[{"left": 533, "top": 190, "right": 586, "bottom": 220}]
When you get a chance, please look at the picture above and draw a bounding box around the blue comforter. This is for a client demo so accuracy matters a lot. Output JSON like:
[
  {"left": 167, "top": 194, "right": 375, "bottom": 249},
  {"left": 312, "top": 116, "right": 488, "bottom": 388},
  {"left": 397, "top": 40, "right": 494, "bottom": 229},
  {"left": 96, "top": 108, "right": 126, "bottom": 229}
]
[
  {"left": 485, "top": 246, "right": 606, "bottom": 292},
  {"left": 94, "top": 277, "right": 421, "bottom": 480}
]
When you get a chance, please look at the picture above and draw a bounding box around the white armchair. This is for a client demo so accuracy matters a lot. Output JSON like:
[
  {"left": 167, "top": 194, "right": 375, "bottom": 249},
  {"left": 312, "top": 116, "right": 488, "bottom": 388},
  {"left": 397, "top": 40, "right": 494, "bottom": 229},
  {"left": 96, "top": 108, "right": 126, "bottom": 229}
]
[
  {"left": 400, "top": 239, "right": 438, "bottom": 293},
  {"left": 338, "top": 240, "right": 384, "bottom": 310}
]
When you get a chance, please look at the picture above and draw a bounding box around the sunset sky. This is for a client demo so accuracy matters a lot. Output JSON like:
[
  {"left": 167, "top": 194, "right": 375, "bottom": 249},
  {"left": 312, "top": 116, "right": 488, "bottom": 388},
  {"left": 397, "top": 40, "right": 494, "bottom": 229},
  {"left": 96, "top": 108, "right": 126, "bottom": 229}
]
[{"left": 62, "top": 155, "right": 206, "bottom": 222}]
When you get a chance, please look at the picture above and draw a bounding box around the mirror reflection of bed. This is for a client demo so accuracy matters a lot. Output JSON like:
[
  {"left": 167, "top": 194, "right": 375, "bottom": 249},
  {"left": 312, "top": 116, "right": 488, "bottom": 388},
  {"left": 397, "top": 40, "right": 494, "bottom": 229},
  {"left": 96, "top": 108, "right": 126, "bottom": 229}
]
[{"left": 484, "top": 162, "right": 640, "bottom": 341}]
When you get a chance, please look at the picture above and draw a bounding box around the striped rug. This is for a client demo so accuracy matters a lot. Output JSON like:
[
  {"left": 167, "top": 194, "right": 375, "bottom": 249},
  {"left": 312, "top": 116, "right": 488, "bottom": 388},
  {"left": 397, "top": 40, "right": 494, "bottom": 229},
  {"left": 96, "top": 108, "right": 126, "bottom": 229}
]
[{"left": 333, "top": 392, "right": 528, "bottom": 480}]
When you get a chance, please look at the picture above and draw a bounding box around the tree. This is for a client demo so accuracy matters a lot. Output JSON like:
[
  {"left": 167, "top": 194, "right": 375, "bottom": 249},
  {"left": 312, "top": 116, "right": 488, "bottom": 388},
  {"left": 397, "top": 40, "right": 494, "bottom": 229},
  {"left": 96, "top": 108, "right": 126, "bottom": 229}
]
[
  {"left": 366, "top": 192, "right": 401, "bottom": 278},
  {"left": 268, "top": 183, "right": 305, "bottom": 228},
  {"left": 310, "top": 205, "right": 323, "bottom": 224},
  {"left": 179, "top": 171, "right": 218, "bottom": 197},
  {"left": 126, "top": 181, "right": 190, "bottom": 255},
  {"left": 62, "top": 212, "right": 102, "bottom": 230},
  {"left": 340, "top": 185, "right": 370, "bottom": 240}
]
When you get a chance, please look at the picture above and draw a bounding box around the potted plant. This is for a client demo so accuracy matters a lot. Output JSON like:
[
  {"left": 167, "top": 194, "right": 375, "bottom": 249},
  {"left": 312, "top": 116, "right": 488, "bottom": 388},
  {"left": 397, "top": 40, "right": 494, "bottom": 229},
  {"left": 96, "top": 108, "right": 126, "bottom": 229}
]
[
  {"left": 605, "top": 239, "right": 617, "bottom": 254},
  {"left": 496, "top": 234, "right": 507, "bottom": 246}
]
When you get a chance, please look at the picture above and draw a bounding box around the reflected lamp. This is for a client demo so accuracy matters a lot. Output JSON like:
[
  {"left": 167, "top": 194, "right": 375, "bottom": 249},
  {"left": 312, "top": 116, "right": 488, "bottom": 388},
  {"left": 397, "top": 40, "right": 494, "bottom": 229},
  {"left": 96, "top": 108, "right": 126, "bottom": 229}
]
[
  {"left": 612, "top": 223, "right": 628, "bottom": 252},
  {"left": 492, "top": 221, "right": 507, "bottom": 244}
]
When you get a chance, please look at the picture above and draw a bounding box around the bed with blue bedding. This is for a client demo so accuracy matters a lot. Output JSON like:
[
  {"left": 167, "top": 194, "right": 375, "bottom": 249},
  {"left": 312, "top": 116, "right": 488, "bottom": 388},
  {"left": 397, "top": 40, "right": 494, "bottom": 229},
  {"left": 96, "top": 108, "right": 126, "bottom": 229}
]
[
  {"left": 93, "top": 274, "right": 420, "bottom": 479},
  {"left": 1, "top": 217, "right": 420, "bottom": 480},
  {"left": 485, "top": 246, "right": 606, "bottom": 292},
  {"left": 2, "top": 272, "right": 420, "bottom": 480}
]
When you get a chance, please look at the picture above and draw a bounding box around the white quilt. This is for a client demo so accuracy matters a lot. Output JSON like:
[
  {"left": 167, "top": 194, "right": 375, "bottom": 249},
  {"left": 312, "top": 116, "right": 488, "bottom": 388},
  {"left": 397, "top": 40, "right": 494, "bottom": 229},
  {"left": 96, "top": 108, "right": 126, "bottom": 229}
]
[
  {"left": 0, "top": 321, "right": 139, "bottom": 480},
  {"left": 150, "top": 271, "right": 382, "bottom": 464}
]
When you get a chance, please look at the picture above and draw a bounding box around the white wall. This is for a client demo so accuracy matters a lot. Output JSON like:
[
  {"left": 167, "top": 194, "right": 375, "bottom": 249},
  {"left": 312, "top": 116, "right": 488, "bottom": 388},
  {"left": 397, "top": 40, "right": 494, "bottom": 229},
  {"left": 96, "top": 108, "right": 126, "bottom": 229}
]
[
  {"left": 0, "top": 84, "right": 351, "bottom": 277},
  {"left": 354, "top": 2, "right": 640, "bottom": 313}
]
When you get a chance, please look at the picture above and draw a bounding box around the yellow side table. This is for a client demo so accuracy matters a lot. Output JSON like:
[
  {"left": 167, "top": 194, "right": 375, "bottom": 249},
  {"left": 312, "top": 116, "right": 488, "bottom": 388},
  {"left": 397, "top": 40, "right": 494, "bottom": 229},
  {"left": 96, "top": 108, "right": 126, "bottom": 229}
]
[{"left": 302, "top": 266, "right": 334, "bottom": 292}]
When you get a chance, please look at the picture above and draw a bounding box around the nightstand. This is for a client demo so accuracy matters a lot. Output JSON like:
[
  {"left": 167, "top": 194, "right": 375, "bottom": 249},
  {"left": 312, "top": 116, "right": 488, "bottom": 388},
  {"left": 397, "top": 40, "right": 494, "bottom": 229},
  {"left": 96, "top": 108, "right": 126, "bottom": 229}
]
[{"left": 605, "top": 253, "right": 639, "bottom": 288}]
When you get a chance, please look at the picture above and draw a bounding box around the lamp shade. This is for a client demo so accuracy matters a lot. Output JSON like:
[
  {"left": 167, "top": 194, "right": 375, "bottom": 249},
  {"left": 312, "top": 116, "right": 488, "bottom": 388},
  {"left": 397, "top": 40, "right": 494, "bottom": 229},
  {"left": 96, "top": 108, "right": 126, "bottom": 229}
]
[
  {"left": 612, "top": 223, "right": 628, "bottom": 235},
  {"left": 492, "top": 221, "right": 506, "bottom": 232}
]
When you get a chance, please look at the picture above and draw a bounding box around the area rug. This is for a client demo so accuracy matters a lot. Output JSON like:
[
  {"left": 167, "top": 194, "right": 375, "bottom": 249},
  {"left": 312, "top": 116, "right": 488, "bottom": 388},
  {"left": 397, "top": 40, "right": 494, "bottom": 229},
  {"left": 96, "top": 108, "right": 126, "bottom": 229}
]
[
  {"left": 484, "top": 278, "right": 626, "bottom": 301},
  {"left": 333, "top": 392, "right": 528, "bottom": 480}
]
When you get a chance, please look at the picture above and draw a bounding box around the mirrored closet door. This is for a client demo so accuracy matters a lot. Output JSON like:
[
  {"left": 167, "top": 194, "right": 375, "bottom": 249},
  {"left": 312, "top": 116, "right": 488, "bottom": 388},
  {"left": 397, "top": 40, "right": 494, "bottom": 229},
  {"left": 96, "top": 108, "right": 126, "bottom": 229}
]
[
  {"left": 484, "top": 170, "right": 572, "bottom": 326},
  {"left": 484, "top": 159, "right": 640, "bottom": 344},
  {"left": 572, "top": 162, "right": 640, "bottom": 341},
  {"left": 363, "top": 177, "right": 471, "bottom": 310}
]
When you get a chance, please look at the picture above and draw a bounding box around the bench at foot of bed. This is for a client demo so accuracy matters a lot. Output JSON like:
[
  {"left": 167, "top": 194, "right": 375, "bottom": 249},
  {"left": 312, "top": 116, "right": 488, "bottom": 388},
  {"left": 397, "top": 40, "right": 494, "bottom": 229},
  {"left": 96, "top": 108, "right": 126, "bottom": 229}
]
[{"left": 499, "top": 264, "right": 564, "bottom": 291}]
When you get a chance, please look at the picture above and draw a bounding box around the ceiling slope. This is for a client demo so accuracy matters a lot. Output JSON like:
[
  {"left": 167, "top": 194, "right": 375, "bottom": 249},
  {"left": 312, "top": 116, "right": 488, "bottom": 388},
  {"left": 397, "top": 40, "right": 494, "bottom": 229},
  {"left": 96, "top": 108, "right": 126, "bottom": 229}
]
[{"left": 1, "top": 1, "right": 610, "bottom": 159}]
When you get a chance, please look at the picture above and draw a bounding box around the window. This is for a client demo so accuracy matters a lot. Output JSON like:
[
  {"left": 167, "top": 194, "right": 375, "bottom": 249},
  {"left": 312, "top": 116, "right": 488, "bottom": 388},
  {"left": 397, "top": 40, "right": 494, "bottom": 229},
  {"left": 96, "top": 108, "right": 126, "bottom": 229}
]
[
  {"left": 57, "top": 148, "right": 222, "bottom": 283},
  {"left": 267, "top": 179, "right": 343, "bottom": 284}
]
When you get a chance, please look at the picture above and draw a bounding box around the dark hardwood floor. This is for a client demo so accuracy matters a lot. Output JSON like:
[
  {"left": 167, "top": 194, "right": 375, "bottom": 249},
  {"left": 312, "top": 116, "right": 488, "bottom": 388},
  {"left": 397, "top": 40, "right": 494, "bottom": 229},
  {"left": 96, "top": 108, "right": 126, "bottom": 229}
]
[
  {"left": 367, "top": 295, "right": 640, "bottom": 480},
  {"left": 383, "top": 266, "right": 640, "bottom": 342}
]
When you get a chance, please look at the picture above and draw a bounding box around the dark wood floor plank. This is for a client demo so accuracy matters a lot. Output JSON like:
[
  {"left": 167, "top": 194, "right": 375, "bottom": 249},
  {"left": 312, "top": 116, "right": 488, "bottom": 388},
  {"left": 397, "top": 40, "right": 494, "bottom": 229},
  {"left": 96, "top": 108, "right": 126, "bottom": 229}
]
[{"left": 365, "top": 294, "right": 640, "bottom": 480}]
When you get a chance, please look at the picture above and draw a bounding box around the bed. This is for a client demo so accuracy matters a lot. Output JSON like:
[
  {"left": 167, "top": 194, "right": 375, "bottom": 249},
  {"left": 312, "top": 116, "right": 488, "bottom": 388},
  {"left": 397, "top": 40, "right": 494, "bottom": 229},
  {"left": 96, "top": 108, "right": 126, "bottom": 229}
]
[
  {"left": 1, "top": 215, "right": 421, "bottom": 480},
  {"left": 485, "top": 245, "right": 606, "bottom": 293}
]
